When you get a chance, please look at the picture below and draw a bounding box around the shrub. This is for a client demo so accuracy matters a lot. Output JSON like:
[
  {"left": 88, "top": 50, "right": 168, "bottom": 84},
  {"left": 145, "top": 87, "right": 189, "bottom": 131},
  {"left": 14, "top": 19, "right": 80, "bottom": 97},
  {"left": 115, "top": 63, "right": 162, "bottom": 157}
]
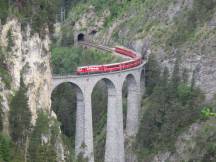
[{"left": 177, "top": 83, "right": 192, "bottom": 105}]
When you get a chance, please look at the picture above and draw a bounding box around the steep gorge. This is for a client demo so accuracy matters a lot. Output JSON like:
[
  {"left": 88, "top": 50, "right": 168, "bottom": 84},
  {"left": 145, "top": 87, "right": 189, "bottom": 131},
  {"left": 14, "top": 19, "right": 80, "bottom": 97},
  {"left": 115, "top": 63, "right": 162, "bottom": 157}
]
[
  {"left": 0, "top": 0, "right": 216, "bottom": 162},
  {"left": 61, "top": 0, "right": 216, "bottom": 161}
]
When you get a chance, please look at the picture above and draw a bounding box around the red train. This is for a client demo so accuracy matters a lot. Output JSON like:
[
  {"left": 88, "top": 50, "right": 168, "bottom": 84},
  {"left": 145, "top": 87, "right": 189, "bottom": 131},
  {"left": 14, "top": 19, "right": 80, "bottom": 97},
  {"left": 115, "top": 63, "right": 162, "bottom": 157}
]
[
  {"left": 114, "top": 47, "right": 137, "bottom": 58},
  {"left": 76, "top": 47, "right": 142, "bottom": 75}
]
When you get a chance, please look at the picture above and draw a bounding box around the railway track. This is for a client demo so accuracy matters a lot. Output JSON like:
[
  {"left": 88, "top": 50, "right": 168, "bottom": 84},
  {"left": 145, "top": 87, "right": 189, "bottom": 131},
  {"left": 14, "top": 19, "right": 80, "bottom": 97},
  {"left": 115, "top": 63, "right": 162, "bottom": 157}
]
[
  {"left": 77, "top": 41, "right": 143, "bottom": 75},
  {"left": 78, "top": 41, "right": 114, "bottom": 53}
]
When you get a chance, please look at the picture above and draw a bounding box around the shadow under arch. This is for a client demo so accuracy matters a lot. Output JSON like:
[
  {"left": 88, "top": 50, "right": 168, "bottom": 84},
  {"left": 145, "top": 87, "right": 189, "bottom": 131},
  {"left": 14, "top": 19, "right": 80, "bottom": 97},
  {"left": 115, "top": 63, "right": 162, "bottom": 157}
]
[
  {"left": 91, "top": 78, "right": 117, "bottom": 162},
  {"left": 122, "top": 74, "right": 139, "bottom": 137},
  {"left": 51, "top": 82, "right": 85, "bottom": 157},
  {"left": 140, "top": 68, "right": 145, "bottom": 97}
]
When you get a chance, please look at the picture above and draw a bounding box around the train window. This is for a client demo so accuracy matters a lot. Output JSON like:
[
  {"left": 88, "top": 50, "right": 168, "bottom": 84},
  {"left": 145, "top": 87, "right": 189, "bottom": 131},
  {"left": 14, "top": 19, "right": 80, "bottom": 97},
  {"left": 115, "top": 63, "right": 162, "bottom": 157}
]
[{"left": 78, "top": 33, "right": 85, "bottom": 41}]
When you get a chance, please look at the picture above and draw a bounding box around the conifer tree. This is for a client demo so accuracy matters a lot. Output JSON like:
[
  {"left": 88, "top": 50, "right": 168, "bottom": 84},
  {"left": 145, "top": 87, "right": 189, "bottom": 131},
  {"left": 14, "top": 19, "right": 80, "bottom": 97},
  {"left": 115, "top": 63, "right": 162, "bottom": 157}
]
[
  {"left": 0, "top": 134, "right": 11, "bottom": 162},
  {"left": 182, "top": 68, "right": 189, "bottom": 83},
  {"left": 171, "top": 55, "right": 181, "bottom": 90},
  {"left": 191, "top": 69, "right": 196, "bottom": 91},
  {"left": 145, "top": 54, "right": 161, "bottom": 95},
  {"left": 9, "top": 78, "right": 31, "bottom": 146},
  {"left": 28, "top": 112, "right": 57, "bottom": 162}
]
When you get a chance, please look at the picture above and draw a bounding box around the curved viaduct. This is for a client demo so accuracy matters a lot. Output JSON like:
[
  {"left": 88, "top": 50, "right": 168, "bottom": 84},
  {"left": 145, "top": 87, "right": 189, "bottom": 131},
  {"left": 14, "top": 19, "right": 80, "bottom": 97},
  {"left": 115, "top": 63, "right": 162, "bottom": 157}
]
[{"left": 52, "top": 45, "right": 147, "bottom": 162}]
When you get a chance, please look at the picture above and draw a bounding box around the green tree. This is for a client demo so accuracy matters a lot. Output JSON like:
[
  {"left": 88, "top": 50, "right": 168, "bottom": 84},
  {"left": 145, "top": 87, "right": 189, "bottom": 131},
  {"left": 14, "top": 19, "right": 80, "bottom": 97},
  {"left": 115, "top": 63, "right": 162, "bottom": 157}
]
[
  {"left": 92, "top": 81, "right": 107, "bottom": 162},
  {"left": 28, "top": 112, "right": 57, "bottom": 162},
  {"left": 0, "top": 0, "right": 61, "bottom": 34},
  {"left": 51, "top": 83, "right": 76, "bottom": 138},
  {"left": 0, "top": 47, "right": 11, "bottom": 89},
  {"left": 9, "top": 78, "right": 31, "bottom": 146},
  {"left": 0, "top": 0, "right": 9, "bottom": 23},
  {"left": 136, "top": 62, "right": 204, "bottom": 160},
  {"left": 177, "top": 83, "right": 192, "bottom": 105},
  {"left": 145, "top": 54, "right": 161, "bottom": 95},
  {"left": 171, "top": 54, "right": 181, "bottom": 90},
  {"left": 182, "top": 68, "right": 189, "bottom": 83},
  {"left": 0, "top": 134, "right": 12, "bottom": 162}
]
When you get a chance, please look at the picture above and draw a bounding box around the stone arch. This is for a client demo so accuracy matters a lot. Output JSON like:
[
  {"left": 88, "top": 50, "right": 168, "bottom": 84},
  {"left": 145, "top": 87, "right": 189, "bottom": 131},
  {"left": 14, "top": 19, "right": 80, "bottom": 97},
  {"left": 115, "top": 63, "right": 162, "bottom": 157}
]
[
  {"left": 51, "top": 82, "right": 85, "bottom": 157},
  {"left": 77, "top": 33, "right": 85, "bottom": 42},
  {"left": 125, "top": 74, "right": 138, "bottom": 90},
  {"left": 91, "top": 78, "right": 116, "bottom": 97},
  {"left": 123, "top": 74, "right": 140, "bottom": 137},
  {"left": 91, "top": 78, "right": 124, "bottom": 162}
]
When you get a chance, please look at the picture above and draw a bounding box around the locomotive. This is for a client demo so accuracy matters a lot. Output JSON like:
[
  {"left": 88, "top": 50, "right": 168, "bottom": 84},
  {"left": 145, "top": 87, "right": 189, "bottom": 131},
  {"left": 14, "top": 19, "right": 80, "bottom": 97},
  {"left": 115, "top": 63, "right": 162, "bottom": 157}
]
[{"left": 76, "top": 47, "right": 143, "bottom": 75}]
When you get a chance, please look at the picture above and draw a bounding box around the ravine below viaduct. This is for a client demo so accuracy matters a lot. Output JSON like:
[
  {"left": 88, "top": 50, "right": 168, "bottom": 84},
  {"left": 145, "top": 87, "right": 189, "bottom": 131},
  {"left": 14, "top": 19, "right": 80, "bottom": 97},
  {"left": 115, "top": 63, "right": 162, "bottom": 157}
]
[{"left": 52, "top": 44, "right": 147, "bottom": 162}]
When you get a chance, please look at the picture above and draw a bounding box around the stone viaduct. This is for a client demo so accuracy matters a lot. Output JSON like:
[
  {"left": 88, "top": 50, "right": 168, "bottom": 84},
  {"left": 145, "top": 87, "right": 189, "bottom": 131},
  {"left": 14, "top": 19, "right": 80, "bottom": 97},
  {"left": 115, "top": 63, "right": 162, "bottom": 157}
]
[{"left": 51, "top": 47, "right": 147, "bottom": 162}]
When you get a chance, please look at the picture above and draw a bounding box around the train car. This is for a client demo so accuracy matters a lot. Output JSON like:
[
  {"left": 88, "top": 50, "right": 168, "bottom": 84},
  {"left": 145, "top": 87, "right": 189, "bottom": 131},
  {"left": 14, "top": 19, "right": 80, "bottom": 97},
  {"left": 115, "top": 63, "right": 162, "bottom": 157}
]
[
  {"left": 76, "top": 66, "right": 102, "bottom": 74},
  {"left": 103, "top": 62, "right": 123, "bottom": 72},
  {"left": 76, "top": 57, "right": 143, "bottom": 75},
  {"left": 114, "top": 47, "right": 136, "bottom": 58},
  {"left": 76, "top": 45, "right": 143, "bottom": 75},
  {"left": 77, "top": 58, "right": 143, "bottom": 75}
]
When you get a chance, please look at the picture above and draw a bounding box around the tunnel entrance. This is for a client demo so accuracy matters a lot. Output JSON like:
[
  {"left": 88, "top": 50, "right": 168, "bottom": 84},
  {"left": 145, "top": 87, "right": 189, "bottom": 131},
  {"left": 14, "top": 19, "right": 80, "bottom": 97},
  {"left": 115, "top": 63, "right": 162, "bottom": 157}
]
[{"left": 77, "top": 33, "right": 85, "bottom": 42}]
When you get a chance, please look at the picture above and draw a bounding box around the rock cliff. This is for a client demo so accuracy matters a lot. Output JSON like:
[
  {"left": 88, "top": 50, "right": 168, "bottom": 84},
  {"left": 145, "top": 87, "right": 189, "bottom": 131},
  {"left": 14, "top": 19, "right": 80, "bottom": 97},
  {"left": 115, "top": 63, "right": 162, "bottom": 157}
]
[
  {"left": 0, "top": 18, "right": 66, "bottom": 161},
  {"left": 0, "top": 19, "right": 52, "bottom": 125}
]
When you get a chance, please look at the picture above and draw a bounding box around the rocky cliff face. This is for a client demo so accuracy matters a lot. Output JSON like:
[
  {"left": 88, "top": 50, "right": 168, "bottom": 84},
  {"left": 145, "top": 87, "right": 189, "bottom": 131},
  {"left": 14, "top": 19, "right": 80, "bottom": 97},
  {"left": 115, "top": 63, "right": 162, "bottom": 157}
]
[
  {"left": 0, "top": 18, "right": 66, "bottom": 161},
  {"left": 0, "top": 18, "right": 52, "bottom": 125}
]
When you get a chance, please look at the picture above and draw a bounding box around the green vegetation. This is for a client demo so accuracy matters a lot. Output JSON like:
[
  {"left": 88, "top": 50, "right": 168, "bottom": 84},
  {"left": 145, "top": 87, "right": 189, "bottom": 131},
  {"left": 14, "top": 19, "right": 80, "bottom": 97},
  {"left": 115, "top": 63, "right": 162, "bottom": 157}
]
[
  {"left": 0, "top": 0, "right": 61, "bottom": 34},
  {"left": 201, "top": 107, "right": 216, "bottom": 118},
  {"left": 0, "top": 133, "right": 12, "bottom": 162},
  {"left": 0, "top": 47, "right": 12, "bottom": 89},
  {"left": 184, "top": 119, "right": 216, "bottom": 162},
  {"left": 51, "top": 83, "right": 76, "bottom": 143},
  {"left": 66, "top": 0, "right": 146, "bottom": 30},
  {"left": 51, "top": 46, "right": 123, "bottom": 74},
  {"left": 145, "top": 54, "right": 161, "bottom": 96},
  {"left": 136, "top": 55, "right": 205, "bottom": 160},
  {"left": 9, "top": 78, "right": 31, "bottom": 146},
  {"left": 51, "top": 45, "right": 122, "bottom": 161},
  {"left": 0, "top": 132, "right": 34, "bottom": 162},
  {"left": 1, "top": 0, "right": 215, "bottom": 161},
  {"left": 6, "top": 78, "right": 32, "bottom": 162},
  {"left": 92, "top": 81, "right": 107, "bottom": 162},
  {"left": 166, "top": 0, "right": 216, "bottom": 47},
  {"left": 28, "top": 112, "right": 57, "bottom": 162},
  {"left": 197, "top": 119, "right": 216, "bottom": 162},
  {"left": 0, "top": 102, "right": 2, "bottom": 132},
  {"left": 0, "top": 0, "right": 9, "bottom": 23},
  {"left": 201, "top": 96, "right": 216, "bottom": 118},
  {"left": 51, "top": 80, "right": 108, "bottom": 162}
]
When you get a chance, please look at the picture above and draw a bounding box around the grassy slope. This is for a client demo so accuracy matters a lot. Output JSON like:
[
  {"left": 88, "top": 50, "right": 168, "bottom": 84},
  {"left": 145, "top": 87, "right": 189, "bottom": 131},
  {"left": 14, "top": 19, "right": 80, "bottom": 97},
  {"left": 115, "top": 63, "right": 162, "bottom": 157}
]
[{"left": 51, "top": 46, "right": 123, "bottom": 74}]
